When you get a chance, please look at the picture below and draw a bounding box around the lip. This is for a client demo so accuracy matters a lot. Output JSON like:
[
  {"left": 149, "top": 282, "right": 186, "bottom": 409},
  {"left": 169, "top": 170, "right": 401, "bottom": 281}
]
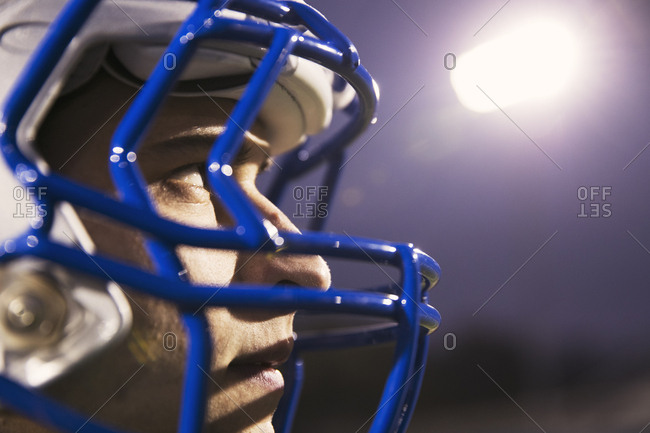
[
  {"left": 225, "top": 336, "right": 293, "bottom": 392},
  {"left": 227, "top": 364, "right": 285, "bottom": 391}
]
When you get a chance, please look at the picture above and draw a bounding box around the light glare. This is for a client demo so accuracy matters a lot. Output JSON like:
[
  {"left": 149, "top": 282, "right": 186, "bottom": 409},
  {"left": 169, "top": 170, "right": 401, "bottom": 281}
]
[{"left": 451, "top": 20, "right": 579, "bottom": 113}]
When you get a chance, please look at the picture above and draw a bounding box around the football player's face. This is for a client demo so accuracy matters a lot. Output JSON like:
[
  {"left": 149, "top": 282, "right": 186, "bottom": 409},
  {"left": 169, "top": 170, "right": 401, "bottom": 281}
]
[{"left": 33, "top": 70, "right": 331, "bottom": 433}]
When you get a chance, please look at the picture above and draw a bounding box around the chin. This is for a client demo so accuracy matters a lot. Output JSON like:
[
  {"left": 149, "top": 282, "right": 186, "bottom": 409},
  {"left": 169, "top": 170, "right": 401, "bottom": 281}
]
[{"left": 205, "top": 386, "right": 283, "bottom": 433}]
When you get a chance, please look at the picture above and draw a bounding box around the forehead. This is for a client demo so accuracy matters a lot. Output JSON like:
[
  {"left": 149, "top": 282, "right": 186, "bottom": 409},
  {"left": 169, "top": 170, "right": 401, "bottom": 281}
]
[
  {"left": 42, "top": 69, "right": 269, "bottom": 150},
  {"left": 36, "top": 70, "right": 271, "bottom": 189}
]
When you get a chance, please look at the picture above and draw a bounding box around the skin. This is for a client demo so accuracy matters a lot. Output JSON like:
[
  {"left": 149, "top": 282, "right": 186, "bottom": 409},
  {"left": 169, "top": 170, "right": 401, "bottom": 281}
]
[{"left": 3, "top": 69, "right": 330, "bottom": 433}]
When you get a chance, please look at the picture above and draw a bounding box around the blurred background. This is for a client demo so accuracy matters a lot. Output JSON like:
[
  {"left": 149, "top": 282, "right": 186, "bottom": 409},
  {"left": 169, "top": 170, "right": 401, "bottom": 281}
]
[{"left": 273, "top": 0, "right": 650, "bottom": 431}]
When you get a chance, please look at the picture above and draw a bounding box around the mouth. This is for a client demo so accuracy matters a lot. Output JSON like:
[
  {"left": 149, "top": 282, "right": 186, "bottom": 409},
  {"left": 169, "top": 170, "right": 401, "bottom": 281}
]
[
  {"left": 227, "top": 363, "right": 285, "bottom": 391},
  {"left": 227, "top": 337, "right": 294, "bottom": 392}
]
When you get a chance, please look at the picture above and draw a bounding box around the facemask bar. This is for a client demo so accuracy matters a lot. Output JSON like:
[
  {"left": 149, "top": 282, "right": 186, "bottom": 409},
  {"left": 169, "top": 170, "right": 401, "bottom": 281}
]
[
  {"left": 275, "top": 246, "right": 437, "bottom": 433},
  {"left": 0, "top": 1, "right": 441, "bottom": 433}
]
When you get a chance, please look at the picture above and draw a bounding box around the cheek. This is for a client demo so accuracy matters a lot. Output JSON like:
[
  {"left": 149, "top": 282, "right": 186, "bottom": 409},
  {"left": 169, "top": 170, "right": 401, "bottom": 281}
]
[
  {"left": 176, "top": 245, "right": 237, "bottom": 286},
  {"left": 77, "top": 209, "right": 152, "bottom": 270},
  {"left": 148, "top": 183, "right": 238, "bottom": 287},
  {"left": 152, "top": 195, "right": 219, "bottom": 229}
]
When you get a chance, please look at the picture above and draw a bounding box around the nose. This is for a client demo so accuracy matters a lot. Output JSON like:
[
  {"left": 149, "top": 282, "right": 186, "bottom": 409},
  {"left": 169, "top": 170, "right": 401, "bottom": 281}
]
[{"left": 231, "top": 188, "right": 331, "bottom": 291}]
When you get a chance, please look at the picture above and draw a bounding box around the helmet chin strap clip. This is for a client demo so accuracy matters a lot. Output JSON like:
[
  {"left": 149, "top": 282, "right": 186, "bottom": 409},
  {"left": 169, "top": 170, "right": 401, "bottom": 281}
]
[
  {"left": 0, "top": 204, "right": 133, "bottom": 389},
  {"left": 0, "top": 269, "right": 67, "bottom": 352}
]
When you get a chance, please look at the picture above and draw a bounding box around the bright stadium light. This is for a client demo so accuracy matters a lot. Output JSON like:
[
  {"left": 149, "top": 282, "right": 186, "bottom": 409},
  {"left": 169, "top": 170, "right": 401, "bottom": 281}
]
[{"left": 450, "top": 19, "right": 579, "bottom": 113}]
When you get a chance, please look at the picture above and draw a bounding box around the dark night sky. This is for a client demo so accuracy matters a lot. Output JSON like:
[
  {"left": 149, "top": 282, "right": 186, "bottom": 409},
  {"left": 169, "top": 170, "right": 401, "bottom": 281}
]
[{"left": 283, "top": 0, "right": 650, "bottom": 431}]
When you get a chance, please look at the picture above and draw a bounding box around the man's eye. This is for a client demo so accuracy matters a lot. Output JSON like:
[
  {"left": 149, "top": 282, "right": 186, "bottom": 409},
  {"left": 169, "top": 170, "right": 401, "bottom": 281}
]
[
  {"left": 152, "top": 164, "right": 213, "bottom": 205},
  {"left": 168, "top": 164, "right": 205, "bottom": 187}
]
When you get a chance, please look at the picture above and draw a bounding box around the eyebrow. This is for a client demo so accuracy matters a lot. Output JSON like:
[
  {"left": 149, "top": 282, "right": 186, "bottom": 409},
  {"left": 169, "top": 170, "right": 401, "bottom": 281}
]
[{"left": 141, "top": 132, "right": 217, "bottom": 154}]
